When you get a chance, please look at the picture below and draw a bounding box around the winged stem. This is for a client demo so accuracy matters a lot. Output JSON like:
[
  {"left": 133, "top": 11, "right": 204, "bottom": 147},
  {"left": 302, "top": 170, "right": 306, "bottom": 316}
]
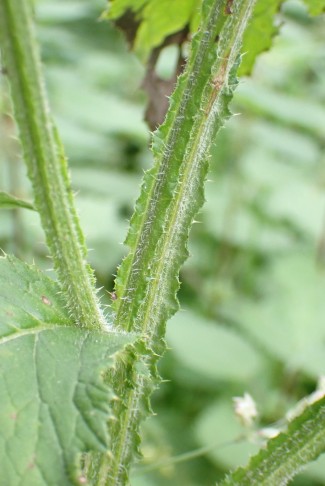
[
  {"left": 95, "top": 0, "right": 257, "bottom": 484},
  {"left": 219, "top": 397, "right": 325, "bottom": 485}
]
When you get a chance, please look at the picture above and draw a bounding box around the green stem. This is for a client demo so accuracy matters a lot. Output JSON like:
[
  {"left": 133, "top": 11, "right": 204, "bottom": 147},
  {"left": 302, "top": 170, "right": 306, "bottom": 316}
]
[
  {"left": 0, "top": 0, "right": 105, "bottom": 330},
  {"left": 95, "top": 0, "right": 257, "bottom": 484}
]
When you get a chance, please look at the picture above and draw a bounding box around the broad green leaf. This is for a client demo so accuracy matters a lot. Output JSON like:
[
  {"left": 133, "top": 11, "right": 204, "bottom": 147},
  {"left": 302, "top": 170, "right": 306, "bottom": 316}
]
[
  {"left": 134, "top": 0, "right": 198, "bottom": 60},
  {"left": 0, "top": 191, "right": 35, "bottom": 211},
  {"left": 219, "top": 397, "right": 325, "bottom": 485},
  {"left": 303, "top": 0, "right": 325, "bottom": 15},
  {"left": 0, "top": 328, "right": 133, "bottom": 486},
  {"left": 107, "top": 0, "right": 148, "bottom": 18},
  {"left": 0, "top": 256, "right": 135, "bottom": 485},
  {"left": 107, "top": 0, "right": 323, "bottom": 78},
  {"left": 107, "top": 0, "right": 286, "bottom": 73},
  {"left": 239, "top": 0, "right": 283, "bottom": 75},
  {"left": 107, "top": 0, "right": 199, "bottom": 60}
]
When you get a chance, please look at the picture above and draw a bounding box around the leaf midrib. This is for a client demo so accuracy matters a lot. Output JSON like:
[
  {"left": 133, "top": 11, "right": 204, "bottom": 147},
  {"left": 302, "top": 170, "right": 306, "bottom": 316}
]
[{"left": 0, "top": 324, "right": 73, "bottom": 345}]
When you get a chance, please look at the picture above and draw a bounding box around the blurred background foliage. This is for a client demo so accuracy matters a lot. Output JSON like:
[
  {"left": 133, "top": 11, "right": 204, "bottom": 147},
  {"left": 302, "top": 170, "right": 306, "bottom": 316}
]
[{"left": 0, "top": 0, "right": 325, "bottom": 484}]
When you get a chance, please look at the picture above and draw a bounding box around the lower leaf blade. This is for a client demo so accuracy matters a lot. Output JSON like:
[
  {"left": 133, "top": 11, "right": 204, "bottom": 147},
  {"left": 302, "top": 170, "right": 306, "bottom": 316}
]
[
  {"left": 0, "top": 328, "right": 134, "bottom": 485},
  {"left": 0, "top": 255, "right": 135, "bottom": 485}
]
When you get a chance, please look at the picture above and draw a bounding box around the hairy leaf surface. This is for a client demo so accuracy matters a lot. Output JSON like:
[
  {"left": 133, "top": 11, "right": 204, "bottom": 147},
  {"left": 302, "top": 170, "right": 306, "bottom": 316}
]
[{"left": 0, "top": 256, "right": 134, "bottom": 485}]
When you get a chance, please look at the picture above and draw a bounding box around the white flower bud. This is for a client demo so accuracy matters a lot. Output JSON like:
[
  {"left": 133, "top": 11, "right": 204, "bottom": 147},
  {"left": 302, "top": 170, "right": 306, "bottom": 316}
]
[{"left": 233, "top": 392, "right": 258, "bottom": 427}]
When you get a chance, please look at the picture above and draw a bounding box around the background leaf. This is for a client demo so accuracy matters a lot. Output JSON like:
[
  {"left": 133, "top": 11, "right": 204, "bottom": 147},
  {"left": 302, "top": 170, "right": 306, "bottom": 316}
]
[
  {"left": 239, "top": 0, "right": 284, "bottom": 75},
  {"left": 167, "top": 310, "right": 263, "bottom": 382},
  {"left": 107, "top": 0, "right": 199, "bottom": 60},
  {"left": 303, "top": 0, "right": 325, "bottom": 15},
  {"left": 224, "top": 253, "right": 325, "bottom": 377}
]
